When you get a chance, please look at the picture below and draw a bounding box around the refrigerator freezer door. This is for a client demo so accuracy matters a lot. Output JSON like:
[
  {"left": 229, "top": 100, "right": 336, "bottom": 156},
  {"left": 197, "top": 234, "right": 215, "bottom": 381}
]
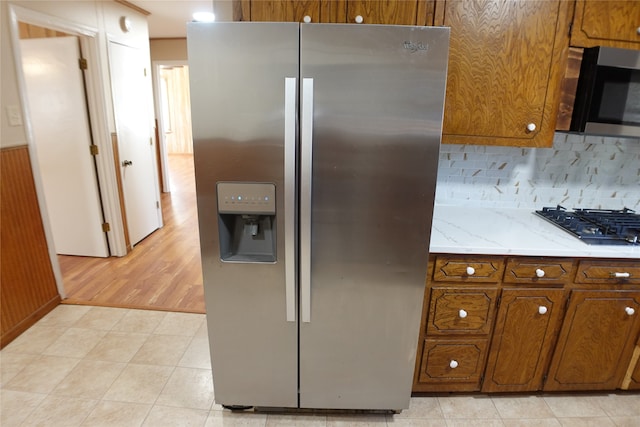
[
  {"left": 187, "top": 22, "right": 299, "bottom": 408},
  {"left": 299, "top": 24, "right": 449, "bottom": 410}
]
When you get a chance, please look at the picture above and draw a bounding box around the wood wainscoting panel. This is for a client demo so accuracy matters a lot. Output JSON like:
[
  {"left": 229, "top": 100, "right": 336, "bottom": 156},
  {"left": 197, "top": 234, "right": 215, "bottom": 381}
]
[{"left": 1, "top": 146, "right": 60, "bottom": 348}]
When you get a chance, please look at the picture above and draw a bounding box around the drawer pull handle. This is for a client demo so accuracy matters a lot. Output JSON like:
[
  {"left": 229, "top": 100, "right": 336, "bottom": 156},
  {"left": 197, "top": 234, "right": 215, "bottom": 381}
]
[
  {"left": 625, "top": 307, "right": 635, "bottom": 316},
  {"left": 538, "top": 305, "right": 548, "bottom": 315},
  {"left": 449, "top": 360, "right": 459, "bottom": 369},
  {"left": 303, "top": 15, "right": 312, "bottom": 23},
  {"left": 535, "top": 268, "right": 545, "bottom": 278},
  {"left": 458, "top": 309, "right": 468, "bottom": 318},
  {"left": 611, "top": 272, "right": 631, "bottom": 278},
  {"left": 466, "top": 266, "right": 475, "bottom": 276},
  {"left": 355, "top": 15, "right": 364, "bottom": 23}
]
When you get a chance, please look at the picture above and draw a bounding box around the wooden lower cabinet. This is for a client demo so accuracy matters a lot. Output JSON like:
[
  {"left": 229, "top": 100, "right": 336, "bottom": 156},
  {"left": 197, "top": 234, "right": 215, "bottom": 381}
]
[
  {"left": 417, "top": 338, "right": 488, "bottom": 391},
  {"left": 427, "top": 287, "right": 497, "bottom": 336},
  {"left": 414, "top": 255, "right": 640, "bottom": 394},
  {"left": 544, "top": 290, "right": 640, "bottom": 391},
  {"left": 482, "top": 288, "right": 565, "bottom": 392}
]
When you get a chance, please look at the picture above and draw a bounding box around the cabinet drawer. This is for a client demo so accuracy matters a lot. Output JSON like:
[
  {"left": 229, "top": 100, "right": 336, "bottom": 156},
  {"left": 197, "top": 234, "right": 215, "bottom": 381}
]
[
  {"left": 418, "top": 338, "right": 488, "bottom": 386},
  {"left": 575, "top": 260, "right": 640, "bottom": 284},
  {"left": 427, "top": 287, "right": 498, "bottom": 335},
  {"left": 504, "top": 258, "right": 575, "bottom": 284},
  {"left": 433, "top": 256, "right": 505, "bottom": 283}
]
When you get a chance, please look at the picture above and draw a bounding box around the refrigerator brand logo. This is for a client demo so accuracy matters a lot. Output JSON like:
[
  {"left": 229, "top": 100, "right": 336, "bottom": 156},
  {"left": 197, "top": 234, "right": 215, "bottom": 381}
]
[{"left": 404, "top": 41, "right": 428, "bottom": 53}]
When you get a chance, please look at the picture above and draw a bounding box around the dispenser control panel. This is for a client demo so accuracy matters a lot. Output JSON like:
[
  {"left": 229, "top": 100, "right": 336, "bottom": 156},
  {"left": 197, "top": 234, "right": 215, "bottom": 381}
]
[{"left": 217, "top": 182, "right": 276, "bottom": 214}]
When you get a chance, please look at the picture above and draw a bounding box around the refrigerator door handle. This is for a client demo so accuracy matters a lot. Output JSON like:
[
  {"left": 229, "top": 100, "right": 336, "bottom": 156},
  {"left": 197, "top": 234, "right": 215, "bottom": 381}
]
[
  {"left": 301, "top": 78, "right": 314, "bottom": 323},
  {"left": 284, "top": 77, "right": 296, "bottom": 323}
]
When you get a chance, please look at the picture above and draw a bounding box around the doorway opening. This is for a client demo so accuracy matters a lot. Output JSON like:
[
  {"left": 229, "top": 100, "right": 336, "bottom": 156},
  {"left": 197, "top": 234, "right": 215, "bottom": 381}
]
[
  {"left": 58, "top": 61, "right": 203, "bottom": 313},
  {"left": 11, "top": 11, "right": 203, "bottom": 313}
]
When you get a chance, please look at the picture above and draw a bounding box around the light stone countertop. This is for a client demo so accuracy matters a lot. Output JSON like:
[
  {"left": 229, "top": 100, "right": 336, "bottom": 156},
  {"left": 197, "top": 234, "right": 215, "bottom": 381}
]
[{"left": 430, "top": 205, "right": 640, "bottom": 259}]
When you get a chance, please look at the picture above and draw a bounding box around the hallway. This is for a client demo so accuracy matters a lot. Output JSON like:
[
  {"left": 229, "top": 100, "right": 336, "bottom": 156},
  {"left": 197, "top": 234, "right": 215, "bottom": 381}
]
[{"left": 59, "top": 154, "right": 205, "bottom": 313}]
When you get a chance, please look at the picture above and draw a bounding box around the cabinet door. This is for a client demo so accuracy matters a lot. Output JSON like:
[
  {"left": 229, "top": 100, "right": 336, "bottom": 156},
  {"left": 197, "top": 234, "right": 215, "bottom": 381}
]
[
  {"left": 571, "top": 0, "right": 640, "bottom": 48},
  {"left": 243, "top": 0, "right": 322, "bottom": 22},
  {"left": 544, "top": 290, "right": 640, "bottom": 391},
  {"left": 436, "top": 0, "right": 571, "bottom": 147},
  {"left": 482, "top": 288, "right": 565, "bottom": 392},
  {"left": 345, "top": 0, "right": 433, "bottom": 25}
]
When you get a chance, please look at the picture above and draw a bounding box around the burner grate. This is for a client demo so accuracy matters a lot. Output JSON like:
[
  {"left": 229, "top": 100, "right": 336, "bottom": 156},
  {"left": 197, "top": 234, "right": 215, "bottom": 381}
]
[{"left": 535, "top": 205, "right": 640, "bottom": 245}]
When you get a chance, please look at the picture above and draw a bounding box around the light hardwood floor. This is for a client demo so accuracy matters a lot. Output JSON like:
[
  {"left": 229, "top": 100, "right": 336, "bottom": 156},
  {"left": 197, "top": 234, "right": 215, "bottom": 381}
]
[{"left": 59, "top": 154, "right": 205, "bottom": 313}]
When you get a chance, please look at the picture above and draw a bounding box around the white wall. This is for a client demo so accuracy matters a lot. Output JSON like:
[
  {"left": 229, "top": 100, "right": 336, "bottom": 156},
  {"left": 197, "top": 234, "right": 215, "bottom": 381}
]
[{"left": 0, "top": 0, "right": 151, "bottom": 149}]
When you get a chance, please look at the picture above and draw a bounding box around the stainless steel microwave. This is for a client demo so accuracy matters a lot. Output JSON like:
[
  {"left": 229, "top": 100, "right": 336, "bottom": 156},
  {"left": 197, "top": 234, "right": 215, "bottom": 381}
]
[{"left": 570, "top": 46, "right": 640, "bottom": 138}]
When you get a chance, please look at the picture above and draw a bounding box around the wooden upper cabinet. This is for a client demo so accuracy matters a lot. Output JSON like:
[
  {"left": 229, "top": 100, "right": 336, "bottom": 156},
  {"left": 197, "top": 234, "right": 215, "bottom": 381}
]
[
  {"left": 346, "top": 1, "right": 434, "bottom": 25},
  {"left": 436, "top": 0, "right": 572, "bottom": 147},
  {"left": 234, "top": 1, "right": 435, "bottom": 24},
  {"left": 570, "top": 0, "right": 640, "bottom": 48},
  {"left": 236, "top": 0, "right": 322, "bottom": 22}
]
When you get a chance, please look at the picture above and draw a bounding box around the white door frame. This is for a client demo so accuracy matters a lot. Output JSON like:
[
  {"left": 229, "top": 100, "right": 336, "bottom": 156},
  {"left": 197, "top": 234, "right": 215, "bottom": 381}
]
[
  {"left": 7, "top": 5, "right": 128, "bottom": 293},
  {"left": 152, "top": 60, "right": 189, "bottom": 193}
]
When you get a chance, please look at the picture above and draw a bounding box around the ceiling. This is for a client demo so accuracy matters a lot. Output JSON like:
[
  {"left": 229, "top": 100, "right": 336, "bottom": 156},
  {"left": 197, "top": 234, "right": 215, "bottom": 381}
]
[{"left": 129, "top": 1, "right": 234, "bottom": 39}]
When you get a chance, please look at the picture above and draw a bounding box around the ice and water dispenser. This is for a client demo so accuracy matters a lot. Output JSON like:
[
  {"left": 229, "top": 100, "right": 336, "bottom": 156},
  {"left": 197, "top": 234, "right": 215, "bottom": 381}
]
[{"left": 216, "top": 182, "right": 276, "bottom": 263}]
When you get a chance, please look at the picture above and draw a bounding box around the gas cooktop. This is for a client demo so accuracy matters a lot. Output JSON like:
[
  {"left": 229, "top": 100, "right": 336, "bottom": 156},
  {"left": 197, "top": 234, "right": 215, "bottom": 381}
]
[{"left": 535, "top": 205, "right": 640, "bottom": 246}]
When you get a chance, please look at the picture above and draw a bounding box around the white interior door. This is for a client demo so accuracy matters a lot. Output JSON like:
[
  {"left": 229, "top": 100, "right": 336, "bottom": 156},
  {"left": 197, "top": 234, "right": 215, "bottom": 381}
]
[
  {"left": 20, "top": 36, "right": 109, "bottom": 257},
  {"left": 109, "top": 41, "right": 162, "bottom": 246}
]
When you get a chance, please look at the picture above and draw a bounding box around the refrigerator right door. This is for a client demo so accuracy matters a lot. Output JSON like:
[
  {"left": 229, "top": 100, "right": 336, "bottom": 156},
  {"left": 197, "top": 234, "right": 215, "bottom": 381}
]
[{"left": 299, "top": 24, "right": 449, "bottom": 410}]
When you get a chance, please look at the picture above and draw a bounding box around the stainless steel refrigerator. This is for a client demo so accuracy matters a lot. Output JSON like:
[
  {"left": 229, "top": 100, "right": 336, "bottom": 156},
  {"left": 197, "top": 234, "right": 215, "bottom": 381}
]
[{"left": 187, "top": 22, "right": 449, "bottom": 411}]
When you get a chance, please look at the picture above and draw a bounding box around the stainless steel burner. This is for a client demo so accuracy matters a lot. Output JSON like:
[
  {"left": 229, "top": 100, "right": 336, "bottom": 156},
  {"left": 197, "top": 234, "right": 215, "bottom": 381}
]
[{"left": 535, "top": 205, "right": 640, "bottom": 245}]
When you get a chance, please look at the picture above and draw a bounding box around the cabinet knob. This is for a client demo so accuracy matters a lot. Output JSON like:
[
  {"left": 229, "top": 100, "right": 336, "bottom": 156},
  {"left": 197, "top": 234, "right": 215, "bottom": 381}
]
[
  {"left": 611, "top": 272, "right": 631, "bottom": 278},
  {"left": 526, "top": 123, "right": 536, "bottom": 132},
  {"left": 303, "top": 15, "right": 311, "bottom": 23},
  {"left": 538, "top": 305, "right": 548, "bottom": 315},
  {"left": 637, "top": 26, "right": 640, "bottom": 35},
  {"left": 625, "top": 307, "right": 636, "bottom": 316},
  {"left": 535, "top": 268, "right": 545, "bottom": 278},
  {"left": 459, "top": 309, "right": 468, "bottom": 318},
  {"left": 355, "top": 15, "right": 364, "bottom": 24},
  {"left": 466, "top": 266, "right": 475, "bottom": 276},
  {"left": 449, "top": 360, "right": 459, "bottom": 369}
]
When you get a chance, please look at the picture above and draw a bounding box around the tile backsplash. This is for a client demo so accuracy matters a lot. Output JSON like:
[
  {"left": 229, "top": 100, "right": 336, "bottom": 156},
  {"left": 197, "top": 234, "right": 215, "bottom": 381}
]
[{"left": 435, "top": 133, "right": 640, "bottom": 210}]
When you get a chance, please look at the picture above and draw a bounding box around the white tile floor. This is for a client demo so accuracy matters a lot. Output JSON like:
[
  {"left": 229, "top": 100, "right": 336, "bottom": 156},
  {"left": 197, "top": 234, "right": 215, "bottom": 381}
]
[{"left": 1, "top": 304, "right": 639, "bottom": 426}]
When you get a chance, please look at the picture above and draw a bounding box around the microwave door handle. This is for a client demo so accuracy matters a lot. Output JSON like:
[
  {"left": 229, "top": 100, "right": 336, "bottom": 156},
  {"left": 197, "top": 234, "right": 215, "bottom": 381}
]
[
  {"left": 284, "top": 77, "right": 296, "bottom": 323},
  {"left": 301, "top": 78, "right": 313, "bottom": 323}
]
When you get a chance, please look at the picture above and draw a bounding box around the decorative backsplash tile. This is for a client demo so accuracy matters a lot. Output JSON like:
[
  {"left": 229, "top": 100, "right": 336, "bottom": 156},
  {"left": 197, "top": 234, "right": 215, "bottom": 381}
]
[{"left": 435, "top": 133, "right": 640, "bottom": 210}]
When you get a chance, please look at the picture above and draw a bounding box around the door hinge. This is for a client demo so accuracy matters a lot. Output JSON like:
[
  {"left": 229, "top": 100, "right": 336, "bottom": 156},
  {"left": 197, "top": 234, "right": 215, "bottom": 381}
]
[
  {"left": 156, "top": 201, "right": 160, "bottom": 209},
  {"left": 79, "top": 58, "right": 88, "bottom": 70},
  {"left": 102, "top": 223, "right": 110, "bottom": 232},
  {"left": 90, "top": 145, "right": 99, "bottom": 156},
  {"left": 149, "top": 137, "right": 153, "bottom": 146},
  {"left": 144, "top": 68, "right": 147, "bottom": 77}
]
